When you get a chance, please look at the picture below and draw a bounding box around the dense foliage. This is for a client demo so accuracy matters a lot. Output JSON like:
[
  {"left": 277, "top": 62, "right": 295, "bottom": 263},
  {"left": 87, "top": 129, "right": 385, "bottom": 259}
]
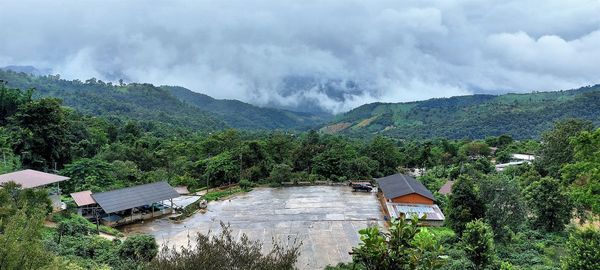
[
  {"left": 0, "top": 70, "right": 327, "bottom": 131},
  {"left": 323, "top": 85, "right": 600, "bottom": 139},
  {"left": 0, "top": 78, "right": 598, "bottom": 270}
]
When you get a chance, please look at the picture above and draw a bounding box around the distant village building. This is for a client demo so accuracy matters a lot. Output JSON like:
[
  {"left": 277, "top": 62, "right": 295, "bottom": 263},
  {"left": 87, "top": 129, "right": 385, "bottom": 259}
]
[
  {"left": 511, "top": 154, "right": 535, "bottom": 161},
  {"left": 437, "top": 181, "right": 454, "bottom": 195},
  {"left": 0, "top": 169, "right": 70, "bottom": 211},
  {"left": 70, "top": 181, "right": 180, "bottom": 227},
  {"left": 376, "top": 174, "right": 445, "bottom": 226},
  {"left": 495, "top": 153, "right": 536, "bottom": 171}
]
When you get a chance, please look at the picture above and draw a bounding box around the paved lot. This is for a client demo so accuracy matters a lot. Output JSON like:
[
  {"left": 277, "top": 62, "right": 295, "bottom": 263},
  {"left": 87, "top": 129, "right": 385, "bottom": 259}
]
[{"left": 122, "top": 186, "right": 384, "bottom": 270}]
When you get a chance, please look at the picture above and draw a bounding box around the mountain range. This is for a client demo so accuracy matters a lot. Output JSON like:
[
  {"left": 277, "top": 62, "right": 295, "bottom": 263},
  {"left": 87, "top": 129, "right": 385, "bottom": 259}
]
[
  {"left": 322, "top": 85, "right": 600, "bottom": 139},
  {"left": 0, "top": 69, "right": 329, "bottom": 131},
  {"left": 2, "top": 67, "right": 600, "bottom": 139}
]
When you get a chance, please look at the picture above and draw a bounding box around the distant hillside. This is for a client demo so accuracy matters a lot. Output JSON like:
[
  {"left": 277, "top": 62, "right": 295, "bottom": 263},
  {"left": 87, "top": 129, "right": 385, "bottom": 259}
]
[
  {"left": 322, "top": 85, "right": 600, "bottom": 139},
  {"left": 0, "top": 70, "right": 327, "bottom": 131},
  {"left": 162, "top": 86, "right": 329, "bottom": 130}
]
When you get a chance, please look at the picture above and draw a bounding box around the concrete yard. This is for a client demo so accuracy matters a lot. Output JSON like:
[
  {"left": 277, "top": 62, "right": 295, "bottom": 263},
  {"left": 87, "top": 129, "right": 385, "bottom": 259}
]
[{"left": 122, "top": 186, "right": 384, "bottom": 270}]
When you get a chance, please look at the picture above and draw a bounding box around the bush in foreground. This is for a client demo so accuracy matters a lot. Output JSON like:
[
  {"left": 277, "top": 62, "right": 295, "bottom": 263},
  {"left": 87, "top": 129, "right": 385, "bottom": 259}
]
[{"left": 149, "top": 222, "right": 301, "bottom": 270}]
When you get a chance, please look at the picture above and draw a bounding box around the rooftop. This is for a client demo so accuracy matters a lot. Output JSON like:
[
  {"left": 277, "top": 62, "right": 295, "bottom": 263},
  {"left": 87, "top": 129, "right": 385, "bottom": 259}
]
[
  {"left": 386, "top": 203, "right": 445, "bottom": 221},
  {"left": 376, "top": 174, "right": 434, "bottom": 200},
  {"left": 0, "top": 169, "right": 70, "bottom": 188},
  {"left": 70, "top": 190, "right": 96, "bottom": 207},
  {"left": 438, "top": 181, "right": 454, "bottom": 195},
  {"left": 91, "top": 181, "right": 179, "bottom": 213}
]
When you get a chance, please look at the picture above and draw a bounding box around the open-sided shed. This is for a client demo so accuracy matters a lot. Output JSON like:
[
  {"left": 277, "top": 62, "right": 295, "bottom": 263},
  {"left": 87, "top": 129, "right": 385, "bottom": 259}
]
[
  {"left": 0, "top": 169, "right": 70, "bottom": 211},
  {"left": 90, "top": 181, "right": 180, "bottom": 226}
]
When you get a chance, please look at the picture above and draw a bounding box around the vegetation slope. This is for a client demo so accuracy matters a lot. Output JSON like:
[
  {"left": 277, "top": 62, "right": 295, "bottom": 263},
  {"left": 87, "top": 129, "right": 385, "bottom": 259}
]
[
  {"left": 323, "top": 85, "right": 600, "bottom": 139},
  {"left": 0, "top": 70, "right": 327, "bottom": 132}
]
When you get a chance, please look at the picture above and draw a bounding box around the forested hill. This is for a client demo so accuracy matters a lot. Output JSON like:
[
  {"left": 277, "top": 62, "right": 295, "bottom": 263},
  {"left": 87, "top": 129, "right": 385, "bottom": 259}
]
[
  {"left": 0, "top": 70, "right": 327, "bottom": 131},
  {"left": 162, "top": 86, "right": 329, "bottom": 129},
  {"left": 322, "top": 84, "right": 600, "bottom": 139}
]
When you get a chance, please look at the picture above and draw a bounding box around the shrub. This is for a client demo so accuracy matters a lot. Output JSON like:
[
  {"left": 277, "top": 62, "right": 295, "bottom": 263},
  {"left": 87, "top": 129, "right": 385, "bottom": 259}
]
[
  {"left": 118, "top": 234, "right": 158, "bottom": 262},
  {"left": 238, "top": 179, "right": 253, "bottom": 190}
]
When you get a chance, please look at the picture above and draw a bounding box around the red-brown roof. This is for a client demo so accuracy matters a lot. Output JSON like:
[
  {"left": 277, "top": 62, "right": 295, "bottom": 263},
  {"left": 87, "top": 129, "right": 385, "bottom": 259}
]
[
  {"left": 70, "top": 190, "right": 96, "bottom": 206},
  {"left": 438, "top": 181, "right": 454, "bottom": 195},
  {"left": 0, "top": 169, "right": 70, "bottom": 188}
]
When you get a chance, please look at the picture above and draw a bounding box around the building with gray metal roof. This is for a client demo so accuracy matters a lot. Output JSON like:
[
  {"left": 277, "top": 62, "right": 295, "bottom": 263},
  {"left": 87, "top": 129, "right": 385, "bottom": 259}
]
[
  {"left": 92, "top": 181, "right": 179, "bottom": 214},
  {"left": 376, "top": 174, "right": 434, "bottom": 202}
]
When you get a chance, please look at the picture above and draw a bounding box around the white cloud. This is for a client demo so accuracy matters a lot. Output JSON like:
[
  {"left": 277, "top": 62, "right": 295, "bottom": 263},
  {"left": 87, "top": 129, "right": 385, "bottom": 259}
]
[{"left": 1, "top": 0, "right": 600, "bottom": 114}]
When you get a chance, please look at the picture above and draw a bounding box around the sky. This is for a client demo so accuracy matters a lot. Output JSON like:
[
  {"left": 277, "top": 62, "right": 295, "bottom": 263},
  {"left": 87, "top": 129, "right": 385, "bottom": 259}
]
[{"left": 1, "top": 0, "right": 600, "bottom": 114}]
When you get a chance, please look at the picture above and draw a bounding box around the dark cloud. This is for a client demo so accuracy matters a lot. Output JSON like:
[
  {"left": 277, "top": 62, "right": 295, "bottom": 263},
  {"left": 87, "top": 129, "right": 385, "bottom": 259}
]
[{"left": 1, "top": 0, "right": 600, "bottom": 114}]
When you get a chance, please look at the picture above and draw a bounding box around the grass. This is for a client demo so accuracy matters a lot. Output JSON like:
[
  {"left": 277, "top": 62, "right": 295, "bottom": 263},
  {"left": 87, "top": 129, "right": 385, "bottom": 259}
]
[{"left": 203, "top": 187, "right": 246, "bottom": 201}]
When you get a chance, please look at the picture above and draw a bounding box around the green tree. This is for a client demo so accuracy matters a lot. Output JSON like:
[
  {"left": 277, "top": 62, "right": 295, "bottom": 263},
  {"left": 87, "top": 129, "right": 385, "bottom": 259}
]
[
  {"left": 480, "top": 174, "right": 526, "bottom": 241},
  {"left": 364, "top": 136, "right": 400, "bottom": 177},
  {"left": 0, "top": 207, "right": 53, "bottom": 270},
  {"left": 560, "top": 129, "right": 600, "bottom": 219},
  {"left": 524, "top": 177, "right": 571, "bottom": 232},
  {"left": 0, "top": 183, "right": 53, "bottom": 269},
  {"left": 10, "top": 98, "right": 72, "bottom": 170},
  {"left": 200, "top": 151, "right": 239, "bottom": 187},
  {"left": 351, "top": 217, "right": 445, "bottom": 270},
  {"left": 462, "top": 219, "right": 495, "bottom": 270},
  {"left": 269, "top": 163, "right": 293, "bottom": 184},
  {"left": 536, "top": 119, "right": 593, "bottom": 177},
  {"left": 119, "top": 234, "right": 158, "bottom": 262},
  {"left": 447, "top": 175, "right": 485, "bottom": 235},
  {"left": 312, "top": 139, "right": 358, "bottom": 180},
  {"left": 60, "top": 158, "right": 115, "bottom": 192},
  {"left": 561, "top": 227, "right": 600, "bottom": 270},
  {"left": 458, "top": 141, "right": 491, "bottom": 159},
  {"left": 0, "top": 83, "right": 32, "bottom": 125},
  {"left": 293, "top": 130, "right": 323, "bottom": 172}
]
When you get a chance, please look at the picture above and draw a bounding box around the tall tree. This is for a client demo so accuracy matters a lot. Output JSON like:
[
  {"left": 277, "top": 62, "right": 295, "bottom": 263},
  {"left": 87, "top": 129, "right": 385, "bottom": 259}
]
[
  {"left": 364, "top": 136, "right": 400, "bottom": 177},
  {"left": 524, "top": 177, "right": 572, "bottom": 232},
  {"left": 536, "top": 119, "right": 593, "bottom": 177},
  {"left": 447, "top": 175, "right": 485, "bottom": 235},
  {"left": 0, "top": 82, "right": 32, "bottom": 125},
  {"left": 10, "top": 98, "right": 72, "bottom": 170},
  {"left": 561, "top": 129, "right": 600, "bottom": 220},
  {"left": 462, "top": 219, "right": 496, "bottom": 270},
  {"left": 480, "top": 174, "right": 526, "bottom": 241}
]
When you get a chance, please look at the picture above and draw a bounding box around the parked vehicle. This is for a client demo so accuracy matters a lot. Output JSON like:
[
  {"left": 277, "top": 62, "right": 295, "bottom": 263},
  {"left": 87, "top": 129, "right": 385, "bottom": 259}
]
[{"left": 351, "top": 182, "right": 373, "bottom": 192}]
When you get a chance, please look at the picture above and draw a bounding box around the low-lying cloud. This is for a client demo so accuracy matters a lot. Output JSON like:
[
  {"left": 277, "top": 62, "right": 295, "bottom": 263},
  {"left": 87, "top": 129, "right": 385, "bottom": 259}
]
[{"left": 1, "top": 0, "right": 600, "bottom": 114}]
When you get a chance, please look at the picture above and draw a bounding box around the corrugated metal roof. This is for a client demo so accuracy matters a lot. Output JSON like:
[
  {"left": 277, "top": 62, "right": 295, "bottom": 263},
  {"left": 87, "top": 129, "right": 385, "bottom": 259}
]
[
  {"left": 437, "top": 181, "right": 454, "bottom": 195},
  {"left": 376, "top": 174, "right": 434, "bottom": 200},
  {"left": 70, "top": 190, "right": 96, "bottom": 206},
  {"left": 91, "top": 182, "right": 179, "bottom": 213},
  {"left": 387, "top": 203, "right": 445, "bottom": 221},
  {"left": 0, "top": 169, "right": 70, "bottom": 188}
]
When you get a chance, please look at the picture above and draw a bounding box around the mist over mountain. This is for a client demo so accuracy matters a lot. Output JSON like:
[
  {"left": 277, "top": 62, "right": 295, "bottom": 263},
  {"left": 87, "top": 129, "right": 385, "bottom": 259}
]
[{"left": 2, "top": 1, "right": 600, "bottom": 114}]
